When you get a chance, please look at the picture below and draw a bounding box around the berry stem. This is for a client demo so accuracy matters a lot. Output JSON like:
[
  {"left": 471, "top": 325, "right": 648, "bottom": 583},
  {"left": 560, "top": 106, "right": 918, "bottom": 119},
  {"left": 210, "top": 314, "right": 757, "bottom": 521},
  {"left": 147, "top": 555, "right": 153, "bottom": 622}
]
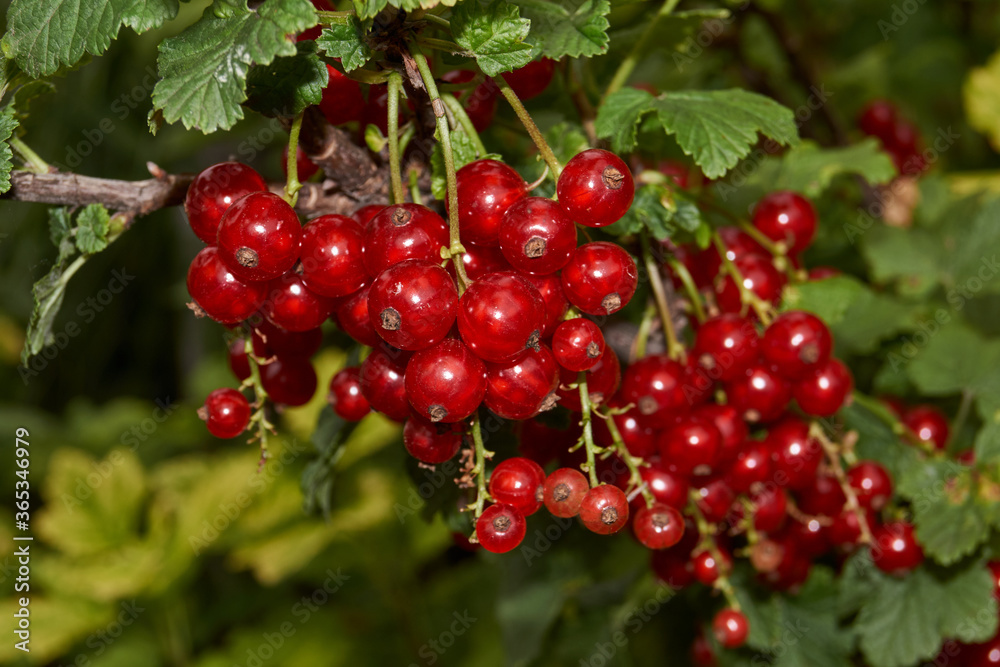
[
  {"left": 736, "top": 218, "right": 786, "bottom": 257},
  {"left": 315, "top": 10, "right": 355, "bottom": 27},
  {"left": 240, "top": 336, "right": 276, "bottom": 466},
  {"left": 598, "top": 405, "right": 655, "bottom": 508},
  {"left": 440, "top": 93, "right": 488, "bottom": 157},
  {"left": 604, "top": 0, "right": 681, "bottom": 98},
  {"left": 634, "top": 302, "right": 656, "bottom": 360},
  {"left": 665, "top": 257, "right": 707, "bottom": 324},
  {"left": 711, "top": 231, "right": 774, "bottom": 325},
  {"left": 419, "top": 13, "right": 451, "bottom": 30},
  {"left": 408, "top": 167, "right": 424, "bottom": 205},
  {"left": 283, "top": 111, "right": 305, "bottom": 207},
  {"left": 492, "top": 75, "right": 563, "bottom": 178},
  {"left": 416, "top": 37, "right": 464, "bottom": 53},
  {"left": 386, "top": 72, "right": 405, "bottom": 205},
  {"left": 809, "top": 422, "right": 874, "bottom": 545},
  {"left": 10, "top": 137, "right": 50, "bottom": 174},
  {"left": 577, "top": 372, "right": 601, "bottom": 488},
  {"left": 687, "top": 490, "right": 742, "bottom": 611},
  {"left": 408, "top": 41, "right": 469, "bottom": 289},
  {"left": 642, "top": 231, "right": 685, "bottom": 362},
  {"left": 469, "top": 410, "right": 493, "bottom": 519}
]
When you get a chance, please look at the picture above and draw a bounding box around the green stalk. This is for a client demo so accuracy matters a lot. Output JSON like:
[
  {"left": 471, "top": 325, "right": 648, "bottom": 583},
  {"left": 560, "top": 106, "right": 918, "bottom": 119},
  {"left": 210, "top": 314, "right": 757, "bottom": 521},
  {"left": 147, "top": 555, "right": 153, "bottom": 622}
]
[
  {"left": 11, "top": 137, "right": 50, "bottom": 174},
  {"left": 387, "top": 72, "right": 405, "bottom": 205},
  {"left": 600, "top": 406, "right": 654, "bottom": 507},
  {"left": 283, "top": 112, "right": 305, "bottom": 207},
  {"left": 578, "top": 372, "right": 601, "bottom": 487},
  {"left": 810, "top": 422, "right": 874, "bottom": 545},
  {"left": 441, "top": 93, "right": 488, "bottom": 157},
  {"left": 635, "top": 303, "right": 657, "bottom": 360},
  {"left": 315, "top": 10, "right": 355, "bottom": 27},
  {"left": 417, "top": 37, "right": 464, "bottom": 53},
  {"left": 642, "top": 231, "right": 685, "bottom": 361},
  {"left": 241, "top": 336, "right": 276, "bottom": 466},
  {"left": 712, "top": 232, "right": 774, "bottom": 325},
  {"left": 470, "top": 411, "right": 493, "bottom": 519},
  {"left": 604, "top": 0, "right": 682, "bottom": 98},
  {"left": 687, "top": 491, "right": 741, "bottom": 611},
  {"left": 420, "top": 13, "right": 451, "bottom": 30},
  {"left": 492, "top": 75, "right": 562, "bottom": 178},
  {"left": 408, "top": 167, "right": 423, "bottom": 205},
  {"left": 666, "top": 257, "right": 706, "bottom": 323}
]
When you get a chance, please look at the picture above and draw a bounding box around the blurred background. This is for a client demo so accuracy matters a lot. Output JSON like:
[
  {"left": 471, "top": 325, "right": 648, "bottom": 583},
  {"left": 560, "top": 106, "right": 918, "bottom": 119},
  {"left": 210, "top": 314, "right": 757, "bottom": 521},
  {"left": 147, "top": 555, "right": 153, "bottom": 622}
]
[{"left": 2, "top": 1, "right": 1000, "bottom": 665}]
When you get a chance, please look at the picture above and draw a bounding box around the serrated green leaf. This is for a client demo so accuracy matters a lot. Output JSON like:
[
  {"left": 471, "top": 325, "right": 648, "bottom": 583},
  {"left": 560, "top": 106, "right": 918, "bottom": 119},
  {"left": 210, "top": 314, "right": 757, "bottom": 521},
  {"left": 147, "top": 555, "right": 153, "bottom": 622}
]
[
  {"left": 513, "top": 0, "right": 611, "bottom": 60},
  {"left": 3, "top": 0, "right": 179, "bottom": 78},
  {"left": 430, "top": 125, "right": 478, "bottom": 201},
  {"left": 594, "top": 87, "right": 654, "bottom": 154},
  {"left": 947, "top": 198, "right": 1000, "bottom": 294},
  {"left": 48, "top": 207, "right": 73, "bottom": 249},
  {"left": 907, "top": 323, "right": 1000, "bottom": 397},
  {"left": 75, "top": 203, "right": 111, "bottom": 254},
  {"left": 860, "top": 224, "right": 943, "bottom": 296},
  {"left": 316, "top": 18, "right": 372, "bottom": 71},
  {"left": 836, "top": 289, "right": 916, "bottom": 355},
  {"left": 245, "top": 42, "right": 328, "bottom": 118},
  {"left": 451, "top": 0, "right": 533, "bottom": 77},
  {"left": 774, "top": 139, "right": 897, "bottom": 198},
  {"left": 353, "top": 0, "right": 389, "bottom": 20},
  {"left": 0, "top": 106, "right": 18, "bottom": 193},
  {"left": 780, "top": 275, "right": 867, "bottom": 325},
  {"left": 22, "top": 249, "right": 81, "bottom": 365},
  {"left": 152, "top": 0, "right": 315, "bottom": 133}
]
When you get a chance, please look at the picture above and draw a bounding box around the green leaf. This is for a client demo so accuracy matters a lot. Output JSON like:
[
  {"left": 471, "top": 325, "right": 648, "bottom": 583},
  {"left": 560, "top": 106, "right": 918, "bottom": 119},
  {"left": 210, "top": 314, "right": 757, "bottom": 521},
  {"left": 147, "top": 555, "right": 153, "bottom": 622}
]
[
  {"left": 152, "top": 0, "right": 316, "bottom": 133},
  {"left": 609, "top": 9, "right": 730, "bottom": 59},
  {"left": 964, "top": 48, "right": 1000, "bottom": 152},
  {"left": 947, "top": 197, "right": 1000, "bottom": 293},
  {"left": 594, "top": 87, "right": 655, "bottom": 155},
  {"left": 75, "top": 204, "right": 111, "bottom": 254},
  {"left": 780, "top": 275, "right": 867, "bottom": 326},
  {"left": 975, "top": 421, "right": 1000, "bottom": 464},
  {"left": 513, "top": 0, "right": 611, "bottom": 60},
  {"left": 430, "top": 125, "right": 478, "bottom": 201},
  {"left": 316, "top": 18, "right": 372, "bottom": 72},
  {"left": 855, "top": 562, "right": 998, "bottom": 667},
  {"left": 839, "top": 402, "right": 922, "bottom": 485},
  {"left": 301, "top": 406, "right": 360, "bottom": 519},
  {"left": 773, "top": 139, "right": 897, "bottom": 198},
  {"left": 907, "top": 323, "right": 1000, "bottom": 397},
  {"left": 451, "top": 0, "right": 533, "bottom": 77},
  {"left": 353, "top": 0, "right": 389, "bottom": 20},
  {"left": 0, "top": 106, "right": 18, "bottom": 193},
  {"left": 245, "top": 42, "right": 328, "bottom": 118},
  {"left": 860, "top": 224, "right": 943, "bottom": 296},
  {"left": 21, "top": 229, "right": 81, "bottom": 365},
  {"left": 544, "top": 121, "right": 590, "bottom": 165},
  {"left": 48, "top": 207, "right": 73, "bottom": 249},
  {"left": 3, "top": 0, "right": 179, "bottom": 78}
]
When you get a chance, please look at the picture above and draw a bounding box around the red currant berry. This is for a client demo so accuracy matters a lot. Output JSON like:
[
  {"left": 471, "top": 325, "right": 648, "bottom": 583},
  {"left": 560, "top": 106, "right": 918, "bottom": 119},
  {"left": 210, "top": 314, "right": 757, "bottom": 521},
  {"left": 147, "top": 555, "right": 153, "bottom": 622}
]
[
  {"left": 557, "top": 149, "right": 635, "bottom": 227},
  {"left": 797, "top": 474, "right": 846, "bottom": 517},
  {"left": 455, "top": 159, "right": 527, "bottom": 247},
  {"left": 328, "top": 367, "right": 371, "bottom": 421},
  {"left": 455, "top": 243, "right": 511, "bottom": 280},
  {"left": 691, "top": 632, "right": 716, "bottom": 666},
  {"left": 405, "top": 338, "right": 487, "bottom": 423},
  {"left": 334, "top": 284, "right": 379, "bottom": 347},
  {"left": 657, "top": 160, "right": 691, "bottom": 189},
  {"left": 725, "top": 364, "right": 792, "bottom": 423},
  {"left": 228, "top": 338, "right": 251, "bottom": 381},
  {"left": 579, "top": 484, "right": 630, "bottom": 535},
  {"left": 561, "top": 242, "right": 638, "bottom": 316},
  {"left": 362, "top": 204, "right": 449, "bottom": 276},
  {"left": 552, "top": 318, "right": 605, "bottom": 372},
  {"left": 717, "top": 226, "right": 769, "bottom": 261},
  {"left": 403, "top": 417, "right": 463, "bottom": 464},
  {"left": 282, "top": 144, "right": 319, "bottom": 181},
  {"left": 871, "top": 521, "right": 924, "bottom": 575},
  {"left": 903, "top": 405, "right": 949, "bottom": 449},
  {"left": 260, "top": 357, "right": 318, "bottom": 406},
  {"left": 498, "top": 197, "right": 577, "bottom": 275},
  {"left": 543, "top": 468, "right": 590, "bottom": 517},
  {"left": 555, "top": 345, "right": 621, "bottom": 411},
  {"left": 765, "top": 417, "right": 822, "bottom": 490},
  {"left": 858, "top": 100, "right": 898, "bottom": 139},
  {"left": 352, "top": 204, "right": 384, "bottom": 226},
  {"left": 846, "top": 461, "right": 893, "bottom": 511},
  {"left": 988, "top": 561, "right": 1000, "bottom": 600},
  {"left": 263, "top": 272, "right": 337, "bottom": 332},
  {"left": 752, "top": 191, "right": 818, "bottom": 254},
  {"left": 692, "top": 404, "right": 748, "bottom": 463},
  {"left": 794, "top": 358, "right": 853, "bottom": 417},
  {"left": 501, "top": 59, "right": 556, "bottom": 100},
  {"left": 319, "top": 64, "right": 365, "bottom": 125},
  {"left": 633, "top": 502, "right": 685, "bottom": 549},
  {"left": 658, "top": 415, "right": 722, "bottom": 477},
  {"left": 712, "top": 609, "right": 749, "bottom": 649},
  {"left": 959, "top": 635, "right": 1000, "bottom": 665},
  {"left": 217, "top": 192, "right": 302, "bottom": 283},
  {"left": 299, "top": 214, "right": 369, "bottom": 298},
  {"left": 184, "top": 162, "right": 267, "bottom": 245},
  {"left": 829, "top": 508, "right": 875, "bottom": 548},
  {"left": 476, "top": 504, "right": 527, "bottom": 554},
  {"left": 368, "top": 260, "right": 459, "bottom": 351},
  {"left": 750, "top": 485, "right": 788, "bottom": 533},
  {"left": 715, "top": 254, "right": 785, "bottom": 314},
  {"left": 761, "top": 311, "right": 833, "bottom": 381},
  {"left": 489, "top": 457, "right": 545, "bottom": 516},
  {"left": 694, "top": 479, "right": 735, "bottom": 523},
  {"left": 651, "top": 546, "right": 697, "bottom": 590},
  {"left": 187, "top": 247, "right": 268, "bottom": 325},
  {"left": 693, "top": 314, "right": 760, "bottom": 383},
  {"left": 725, "top": 442, "right": 773, "bottom": 494},
  {"left": 621, "top": 355, "right": 688, "bottom": 428},
  {"left": 692, "top": 547, "right": 732, "bottom": 585},
  {"left": 522, "top": 273, "right": 569, "bottom": 338},
  {"left": 593, "top": 399, "right": 656, "bottom": 457},
  {"left": 252, "top": 319, "right": 323, "bottom": 359},
  {"left": 457, "top": 272, "right": 545, "bottom": 363},
  {"left": 484, "top": 344, "right": 559, "bottom": 420},
  {"left": 785, "top": 517, "right": 831, "bottom": 558},
  {"left": 200, "top": 388, "right": 251, "bottom": 438},
  {"left": 359, "top": 346, "right": 411, "bottom": 421},
  {"left": 640, "top": 465, "right": 689, "bottom": 510}
]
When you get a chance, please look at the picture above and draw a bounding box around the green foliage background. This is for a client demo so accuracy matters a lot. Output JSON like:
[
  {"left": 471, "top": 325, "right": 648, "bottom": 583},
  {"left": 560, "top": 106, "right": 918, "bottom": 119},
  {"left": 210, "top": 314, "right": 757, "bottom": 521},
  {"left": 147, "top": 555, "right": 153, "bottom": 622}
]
[{"left": 2, "top": 1, "right": 1000, "bottom": 666}]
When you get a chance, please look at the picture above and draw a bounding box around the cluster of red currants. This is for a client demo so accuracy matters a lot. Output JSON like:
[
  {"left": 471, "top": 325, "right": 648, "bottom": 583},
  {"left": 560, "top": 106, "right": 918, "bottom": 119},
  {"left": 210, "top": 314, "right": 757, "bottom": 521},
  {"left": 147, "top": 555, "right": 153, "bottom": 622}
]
[{"left": 858, "top": 99, "right": 928, "bottom": 177}]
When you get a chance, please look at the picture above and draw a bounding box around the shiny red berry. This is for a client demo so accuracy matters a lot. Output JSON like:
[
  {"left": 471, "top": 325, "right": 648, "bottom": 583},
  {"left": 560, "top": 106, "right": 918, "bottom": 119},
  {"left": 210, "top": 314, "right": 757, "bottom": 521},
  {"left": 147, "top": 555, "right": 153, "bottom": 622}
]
[
  {"left": 593, "top": 399, "right": 657, "bottom": 457},
  {"left": 217, "top": 192, "right": 302, "bottom": 283},
  {"left": 484, "top": 344, "right": 559, "bottom": 420},
  {"left": 228, "top": 338, "right": 251, "bottom": 381},
  {"left": 328, "top": 367, "right": 371, "bottom": 421},
  {"left": 797, "top": 474, "right": 846, "bottom": 517},
  {"left": 405, "top": 339, "right": 487, "bottom": 423},
  {"left": 555, "top": 345, "right": 621, "bottom": 411},
  {"left": 846, "top": 461, "right": 893, "bottom": 511},
  {"left": 455, "top": 243, "right": 511, "bottom": 280},
  {"left": 762, "top": 311, "right": 833, "bottom": 381},
  {"left": 368, "top": 260, "right": 459, "bottom": 351},
  {"left": 715, "top": 254, "right": 785, "bottom": 314},
  {"left": 752, "top": 191, "right": 818, "bottom": 254},
  {"left": 579, "top": 485, "right": 629, "bottom": 535},
  {"left": 252, "top": 319, "right": 323, "bottom": 359},
  {"left": 903, "top": 405, "right": 949, "bottom": 449},
  {"left": 362, "top": 204, "right": 449, "bottom": 276},
  {"left": 501, "top": 59, "right": 556, "bottom": 100},
  {"left": 299, "top": 214, "right": 369, "bottom": 298},
  {"left": 712, "top": 609, "right": 749, "bottom": 649},
  {"left": 187, "top": 246, "right": 268, "bottom": 325},
  {"left": 552, "top": 318, "right": 605, "bottom": 372},
  {"left": 260, "top": 357, "right": 317, "bottom": 406},
  {"left": 693, "top": 314, "right": 760, "bottom": 382},
  {"left": 858, "top": 100, "right": 898, "bottom": 139},
  {"left": 725, "top": 364, "right": 792, "bottom": 423},
  {"left": 334, "top": 284, "right": 379, "bottom": 347},
  {"left": 621, "top": 355, "right": 690, "bottom": 428},
  {"left": 557, "top": 149, "right": 635, "bottom": 227},
  {"left": 263, "top": 272, "right": 337, "bottom": 332},
  {"left": 633, "top": 502, "right": 685, "bottom": 549},
  {"left": 319, "top": 64, "right": 365, "bottom": 125},
  {"left": 489, "top": 457, "right": 545, "bottom": 516},
  {"left": 561, "top": 242, "right": 638, "bottom": 316},
  {"left": 871, "top": 521, "right": 924, "bottom": 575},
  {"left": 694, "top": 479, "right": 735, "bottom": 523},
  {"left": 658, "top": 415, "right": 722, "bottom": 477},
  {"left": 184, "top": 162, "right": 267, "bottom": 245},
  {"left": 793, "top": 358, "right": 853, "bottom": 417},
  {"left": 455, "top": 159, "right": 527, "bottom": 247},
  {"left": 829, "top": 507, "right": 875, "bottom": 548},
  {"left": 766, "top": 417, "right": 822, "bottom": 490},
  {"left": 359, "top": 346, "right": 411, "bottom": 421},
  {"left": 200, "top": 388, "right": 251, "bottom": 438},
  {"left": 476, "top": 504, "right": 526, "bottom": 553},
  {"left": 726, "top": 442, "right": 773, "bottom": 494},
  {"left": 522, "top": 273, "right": 569, "bottom": 338},
  {"left": 457, "top": 272, "right": 545, "bottom": 363},
  {"left": 352, "top": 204, "right": 384, "bottom": 226},
  {"left": 692, "top": 403, "right": 747, "bottom": 463},
  {"left": 403, "top": 417, "right": 463, "bottom": 464},
  {"left": 692, "top": 547, "right": 732, "bottom": 585},
  {"left": 543, "top": 468, "right": 590, "bottom": 517},
  {"left": 498, "top": 197, "right": 577, "bottom": 275},
  {"left": 640, "top": 466, "right": 689, "bottom": 510}
]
